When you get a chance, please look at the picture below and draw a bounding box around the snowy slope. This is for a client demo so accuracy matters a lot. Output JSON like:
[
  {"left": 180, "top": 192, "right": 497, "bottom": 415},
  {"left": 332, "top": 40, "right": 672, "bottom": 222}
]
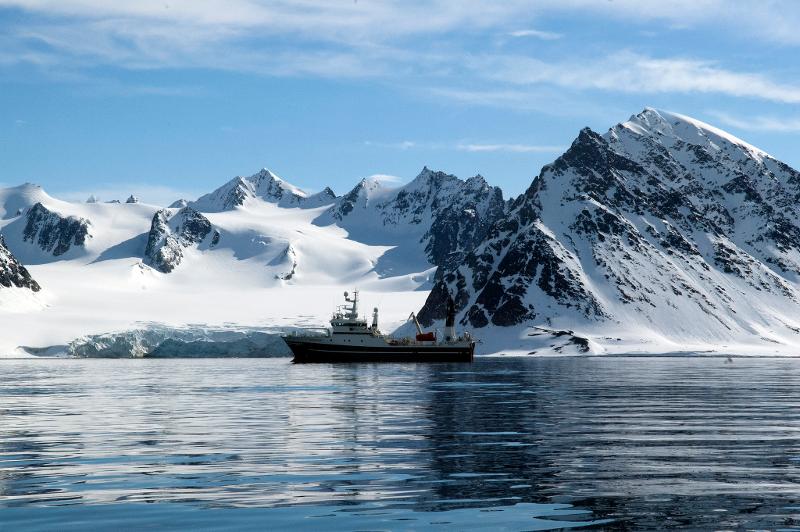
[
  {"left": 420, "top": 108, "right": 800, "bottom": 355},
  {"left": 0, "top": 183, "right": 54, "bottom": 219},
  {"left": 0, "top": 177, "right": 433, "bottom": 357},
  {"left": 5, "top": 109, "right": 800, "bottom": 357}
]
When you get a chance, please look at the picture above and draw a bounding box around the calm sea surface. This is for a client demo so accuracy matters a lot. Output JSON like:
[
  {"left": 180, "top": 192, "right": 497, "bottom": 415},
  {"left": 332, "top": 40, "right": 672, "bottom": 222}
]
[{"left": 2, "top": 357, "right": 800, "bottom": 530}]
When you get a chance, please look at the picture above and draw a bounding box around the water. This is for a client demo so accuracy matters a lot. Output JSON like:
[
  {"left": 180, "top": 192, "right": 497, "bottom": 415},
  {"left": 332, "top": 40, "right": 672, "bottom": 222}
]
[{"left": 2, "top": 357, "right": 800, "bottom": 530}]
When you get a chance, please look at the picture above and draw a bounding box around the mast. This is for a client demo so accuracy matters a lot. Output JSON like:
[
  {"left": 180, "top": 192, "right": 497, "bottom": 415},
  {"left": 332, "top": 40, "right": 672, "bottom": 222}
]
[{"left": 344, "top": 289, "right": 359, "bottom": 320}]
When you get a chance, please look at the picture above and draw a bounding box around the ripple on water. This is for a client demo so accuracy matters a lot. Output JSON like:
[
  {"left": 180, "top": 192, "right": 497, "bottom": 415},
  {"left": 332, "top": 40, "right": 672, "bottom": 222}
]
[{"left": 2, "top": 357, "right": 800, "bottom": 530}]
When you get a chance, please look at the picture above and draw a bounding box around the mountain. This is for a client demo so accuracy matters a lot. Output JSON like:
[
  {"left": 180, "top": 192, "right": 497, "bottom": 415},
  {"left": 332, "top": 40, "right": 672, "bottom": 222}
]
[
  {"left": 0, "top": 172, "right": 431, "bottom": 356},
  {"left": 144, "top": 207, "right": 217, "bottom": 273},
  {"left": 315, "top": 167, "right": 506, "bottom": 269},
  {"left": 4, "top": 111, "right": 800, "bottom": 357},
  {"left": 192, "top": 168, "right": 336, "bottom": 212},
  {"left": 0, "top": 234, "right": 40, "bottom": 291},
  {"left": 419, "top": 108, "right": 800, "bottom": 352}
]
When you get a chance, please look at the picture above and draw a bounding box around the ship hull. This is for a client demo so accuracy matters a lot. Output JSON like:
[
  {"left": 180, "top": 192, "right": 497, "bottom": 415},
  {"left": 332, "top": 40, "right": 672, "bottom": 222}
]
[{"left": 285, "top": 338, "right": 474, "bottom": 363}]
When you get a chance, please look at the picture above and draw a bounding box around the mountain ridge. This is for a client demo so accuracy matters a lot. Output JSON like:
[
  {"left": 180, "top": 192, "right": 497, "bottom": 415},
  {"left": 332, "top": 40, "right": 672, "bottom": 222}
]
[
  {"left": 4, "top": 108, "right": 800, "bottom": 356},
  {"left": 419, "top": 108, "right": 800, "bottom": 352}
]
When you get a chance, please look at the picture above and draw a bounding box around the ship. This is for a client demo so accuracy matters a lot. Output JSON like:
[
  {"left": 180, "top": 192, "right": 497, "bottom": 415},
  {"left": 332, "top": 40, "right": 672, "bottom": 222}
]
[{"left": 283, "top": 290, "right": 475, "bottom": 363}]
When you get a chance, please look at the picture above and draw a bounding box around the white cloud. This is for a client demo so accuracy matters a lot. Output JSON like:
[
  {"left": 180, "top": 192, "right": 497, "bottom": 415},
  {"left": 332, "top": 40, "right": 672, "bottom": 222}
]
[
  {"left": 508, "top": 29, "right": 561, "bottom": 40},
  {"left": 3, "top": 0, "right": 800, "bottom": 111},
  {"left": 545, "top": 0, "right": 800, "bottom": 46},
  {"left": 368, "top": 174, "right": 403, "bottom": 184},
  {"left": 456, "top": 143, "right": 564, "bottom": 153},
  {"left": 364, "top": 139, "right": 564, "bottom": 154},
  {"left": 708, "top": 111, "right": 800, "bottom": 132},
  {"left": 472, "top": 51, "right": 800, "bottom": 104},
  {"left": 364, "top": 140, "right": 418, "bottom": 150}
]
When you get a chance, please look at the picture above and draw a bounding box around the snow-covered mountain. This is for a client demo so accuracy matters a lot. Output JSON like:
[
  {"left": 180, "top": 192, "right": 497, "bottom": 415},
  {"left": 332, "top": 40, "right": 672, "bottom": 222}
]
[
  {"left": 192, "top": 168, "right": 336, "bottom": 212},
  {"left": 0, "top": 169, "right": 435, "bottom": 356},
  {"left": 4, "top": 108, "right": 800, "bottom": 357},
  {"left": 0, "top": 183, "right": 51, "bottom": 219},
  {"left": 315, "top": 167, "right": 506, "bottom": 269},
  {"left": 419, "top": 108, "right": 800, "bottom": 353}
]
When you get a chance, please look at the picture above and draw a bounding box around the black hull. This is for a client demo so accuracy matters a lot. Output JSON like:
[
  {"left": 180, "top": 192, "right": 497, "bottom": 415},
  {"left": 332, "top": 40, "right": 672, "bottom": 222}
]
[{"left": 284, "top": 338, "right": 474, "bottom": 363}]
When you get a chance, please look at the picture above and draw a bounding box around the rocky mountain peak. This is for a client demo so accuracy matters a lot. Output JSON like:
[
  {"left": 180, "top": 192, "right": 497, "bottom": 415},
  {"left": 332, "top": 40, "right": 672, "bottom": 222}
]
[
  {"left": 144, "top": 206, "right": 216, "bottom": 273},
  {"left": 191, "top": 168, "right": 333, "bottom": 212},
  {"left": 419, "top": 109, "right": 800, "bottom": 349}
]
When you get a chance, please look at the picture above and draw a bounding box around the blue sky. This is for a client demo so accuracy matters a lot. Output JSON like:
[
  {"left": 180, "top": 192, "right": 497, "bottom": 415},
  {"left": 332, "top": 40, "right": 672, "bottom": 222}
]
[{"left": 2, "top": 1, "right": 800, "bottom": 204}]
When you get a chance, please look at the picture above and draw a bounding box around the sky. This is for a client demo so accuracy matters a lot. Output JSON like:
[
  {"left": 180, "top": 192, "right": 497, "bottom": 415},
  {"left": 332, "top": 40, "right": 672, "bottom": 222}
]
[{"left": 2, "top": 1, "right": 800, "bottom": 205}]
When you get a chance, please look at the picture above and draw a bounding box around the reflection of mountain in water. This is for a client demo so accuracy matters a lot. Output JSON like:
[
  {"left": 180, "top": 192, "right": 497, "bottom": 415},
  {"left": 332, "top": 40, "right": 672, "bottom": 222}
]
[
  {"left": 3, "top": 358, "right": 800, "bottom": 530},
  {"left": 419, "top": 358, "right": 800, "bottom": 529}
]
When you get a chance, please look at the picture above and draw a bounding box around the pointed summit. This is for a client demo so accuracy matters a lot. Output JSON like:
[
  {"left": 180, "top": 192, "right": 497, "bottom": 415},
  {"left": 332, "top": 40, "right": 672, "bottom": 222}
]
[
  {"left": 420, "top": 108, "right": 800, "bottom": 352},
  {"left": 191, "top": 168, "right": 326, "bottom": 212}
]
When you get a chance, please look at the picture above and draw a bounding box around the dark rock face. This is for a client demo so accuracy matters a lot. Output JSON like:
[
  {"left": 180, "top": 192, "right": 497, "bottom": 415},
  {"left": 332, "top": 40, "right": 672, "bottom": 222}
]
[
  {"left": 144, "top": 207, "right": 213, "bottom": 273},
  {"left": 419, "top": 108, "right": 800, "bottom": 337},
  {"left": 0, "top": 234, "right": 40, "bottom": 291},
  {"left": 423, "top": 173, "right": 507, "bottom": 267},
  {"left": 271, "top": 244, "right": 297, "bottom": 281},
  {"left": 22, "top": 203, "right": 91, "bottom": 256},
  {"left": 322, "top": 167, "right": 507, "bottom": 269}
]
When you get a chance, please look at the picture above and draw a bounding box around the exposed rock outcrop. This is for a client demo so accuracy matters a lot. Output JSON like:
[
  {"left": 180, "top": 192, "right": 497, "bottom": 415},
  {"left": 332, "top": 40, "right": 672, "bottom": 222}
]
[
  {"left": 318, "top": 167, "right": 506, "bottom": 269},
  {"left": 144, "top": 206, "right": 214, "bottom": 273},
  {"left": 0, "top": 234, "right": 40, "bottom": 291},
  {"left": 22, "top": 202, "right": 91, "bottom": 257}
]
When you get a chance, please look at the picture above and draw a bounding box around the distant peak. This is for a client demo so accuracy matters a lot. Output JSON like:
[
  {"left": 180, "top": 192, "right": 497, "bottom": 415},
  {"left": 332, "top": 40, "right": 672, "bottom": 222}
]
[
  {"left": 253, "top": 167, "right": 278, "bottom": 180},
  {"left": 359, "top": 175, "right": 388, "bottom": 189},
  {"left": 413, "top": 167, "right": 455, "bottom": 184},
  {"left": 575, "top": 127, "right": 604, "bottom": 145},
  {"left": 465, "top": 174, "right": 489, "bottom": 189}
]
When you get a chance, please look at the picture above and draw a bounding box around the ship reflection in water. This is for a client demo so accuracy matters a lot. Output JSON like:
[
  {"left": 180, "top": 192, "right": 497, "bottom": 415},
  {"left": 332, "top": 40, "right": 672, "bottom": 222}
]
[{"left": 2, "top": 357, "right": 800, "bottom": 530}]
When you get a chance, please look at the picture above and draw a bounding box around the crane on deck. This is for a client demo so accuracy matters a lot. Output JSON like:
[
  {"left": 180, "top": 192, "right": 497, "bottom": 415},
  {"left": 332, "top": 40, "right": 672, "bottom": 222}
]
[{"left": 408, "top": 312, "right": 435, "bottom": 342}]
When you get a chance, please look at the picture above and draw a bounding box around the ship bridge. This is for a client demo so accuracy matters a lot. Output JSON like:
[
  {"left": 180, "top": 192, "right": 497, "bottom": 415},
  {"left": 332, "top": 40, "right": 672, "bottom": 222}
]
[{"left": 330, "top": 290, "right": 377, "bottom": 335}]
